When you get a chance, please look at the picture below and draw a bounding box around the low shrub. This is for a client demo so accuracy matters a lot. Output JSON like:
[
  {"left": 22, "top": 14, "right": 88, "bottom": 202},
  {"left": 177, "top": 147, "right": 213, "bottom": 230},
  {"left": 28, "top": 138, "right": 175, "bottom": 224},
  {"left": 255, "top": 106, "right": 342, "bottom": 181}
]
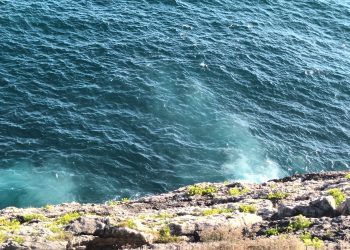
[
  {"left": 266, "top": 192, "right": 288, "bottom": 200},
  {"left": 238, "top": 204, "right": 257, "bottom": 213},
  {"left": 300, "top": 232, "right": 324, "bottom": 249},
  {"left": 287, "top": 215, "right": 312, "bottom": 231},
  {"left": 157, "top": 225, "right": 179, "bottom": 243},
  {"left": 327, "top": 188, "right": 346, "bottom": 206},
  {"left": 187, "top": 185, "right": 217, "bottom": 196},
  {"left": 201, "top": 208, "right": 233, "bottom": 216},
  {"left": 228, "top": 187, "right": 250, "bottom": 197}
]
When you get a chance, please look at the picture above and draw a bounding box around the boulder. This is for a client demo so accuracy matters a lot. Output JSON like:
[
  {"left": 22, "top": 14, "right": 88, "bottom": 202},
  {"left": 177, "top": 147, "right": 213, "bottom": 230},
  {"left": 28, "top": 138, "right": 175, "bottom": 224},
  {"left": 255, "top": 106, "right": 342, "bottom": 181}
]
[{"left": 67, "top": 217, "right": 109, "bottom": 235}]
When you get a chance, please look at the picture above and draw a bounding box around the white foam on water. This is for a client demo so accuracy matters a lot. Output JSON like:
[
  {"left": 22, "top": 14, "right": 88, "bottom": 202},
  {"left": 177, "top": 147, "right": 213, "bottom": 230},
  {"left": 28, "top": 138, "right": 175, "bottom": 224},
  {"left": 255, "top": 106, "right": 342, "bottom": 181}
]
[
  {"left": 220, "top": 114, "right": 283, "bottom": 183},
  {"left": 0, "top": 161, "right": 77, "bottom": 208}
]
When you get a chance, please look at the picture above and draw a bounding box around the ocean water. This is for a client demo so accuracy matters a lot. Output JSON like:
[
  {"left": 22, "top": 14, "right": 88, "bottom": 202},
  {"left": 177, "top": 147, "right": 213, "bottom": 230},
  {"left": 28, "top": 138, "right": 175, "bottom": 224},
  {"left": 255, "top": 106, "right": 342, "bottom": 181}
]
[{"left": 0, "top": 0, "right": 350, "bottom": 208}]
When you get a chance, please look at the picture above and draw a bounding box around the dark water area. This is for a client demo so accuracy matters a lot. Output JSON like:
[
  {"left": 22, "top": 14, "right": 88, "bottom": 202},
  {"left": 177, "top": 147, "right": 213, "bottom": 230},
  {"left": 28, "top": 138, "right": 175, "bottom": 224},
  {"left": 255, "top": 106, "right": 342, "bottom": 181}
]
[{"left": 0, "top": 0, "right": 350, "bottom": 208}]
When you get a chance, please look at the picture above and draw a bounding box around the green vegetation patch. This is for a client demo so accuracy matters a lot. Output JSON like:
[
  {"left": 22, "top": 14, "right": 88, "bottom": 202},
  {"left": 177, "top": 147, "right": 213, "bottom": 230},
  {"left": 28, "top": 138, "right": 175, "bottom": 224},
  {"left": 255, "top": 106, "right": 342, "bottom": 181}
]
[
  {"left": 287, "top": 215, "right": 312, "bottom": 231},
  {"left": 238, "top": 204, "right": 257, "bottom": 213},
  {"left": 107, "top": 197, "right": 130, "bottom": 206},
  {"left": 22, "top": 214, "right": 47, "bottom": 223},
  {"left": 117, "top": 219, "right": 137, "bottom": 229},
  {"left": 266, "top": 192, "right": 288, "bottom": 200},
  {"left": 54, "top": 212, "right": 81, "bottom": 225},
  {"left": 0, "top": 218, "right": 20, "bottom": 232},
  {"left": 327, "top": 188, "right": 346, "bottom": 206},
  {"left": 264, "top": 226, "right": 281, "bottom": 236},
  {"left": 157, "top": 225, "right": 179, "bottom": 243},
  {"left": 345, "top": 173, "right": 350, "bottom": 179},
  {"left": 0, "top": 232, "right": 7, "bottom": 243},
  {"left": 187, "top": 185, "right": 218, "bottom": 196},
  {"left": 13, "top": 236, "right": 25, "bottom": 244},
  {"left": 300, "top": 232, "right": 324, "bottom": 249},
  {"left": 47, "top": 231, "right": 73, "bottom": 242},
  {"left": 201, "top": 208, "right": 233, "bottom": 216},
  {"left": 228, "top": 187, "right": 250, "bottom": 197},
  {"left": 43, "top": 204, "right": 54, "bottom": 211}
]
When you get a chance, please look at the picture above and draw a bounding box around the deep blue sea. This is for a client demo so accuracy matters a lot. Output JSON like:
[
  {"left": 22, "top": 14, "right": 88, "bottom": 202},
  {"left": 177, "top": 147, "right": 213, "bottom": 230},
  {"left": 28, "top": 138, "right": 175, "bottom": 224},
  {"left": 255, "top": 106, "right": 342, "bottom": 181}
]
[{"left": 0, "top": 0, "right": 350, "bottom": 208}]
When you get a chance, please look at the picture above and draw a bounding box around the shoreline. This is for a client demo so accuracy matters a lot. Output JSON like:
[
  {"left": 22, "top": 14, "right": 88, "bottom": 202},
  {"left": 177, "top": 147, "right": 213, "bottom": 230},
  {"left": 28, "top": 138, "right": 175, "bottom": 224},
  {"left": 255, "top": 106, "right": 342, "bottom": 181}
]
[{"left": 0, "top": 170, "right": 349, "bottom": 249}]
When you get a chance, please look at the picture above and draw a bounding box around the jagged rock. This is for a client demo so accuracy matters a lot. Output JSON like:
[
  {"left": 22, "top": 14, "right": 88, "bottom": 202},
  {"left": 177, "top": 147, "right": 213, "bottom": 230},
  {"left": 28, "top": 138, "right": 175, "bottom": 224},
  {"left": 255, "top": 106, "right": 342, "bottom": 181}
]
[
  {"left": 97, "top": 227, "right": 155, "bottom": 248},
  {"left": 67, "top": 217, "right": 109, "bottom": 235},
  {"left": 339, "top": 198, "right": 350, "bottom": 215},
  {"left": 277, "top": 204, "right": 296, "bottom": 218}
]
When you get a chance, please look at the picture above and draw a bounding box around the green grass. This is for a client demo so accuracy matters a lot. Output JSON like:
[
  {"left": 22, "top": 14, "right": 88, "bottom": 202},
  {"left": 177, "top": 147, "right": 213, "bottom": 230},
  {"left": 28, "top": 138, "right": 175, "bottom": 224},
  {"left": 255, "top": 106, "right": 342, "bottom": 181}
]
[
  {"left": 228, "top": 187, "right": 250, "bottom": 197},
  {"left": 54, "top": 212, "right": 81, "bottom": 225},
  {"left": 300, "top": 232, "right": 324, "bottom": 249},
  {"left": 0, "top": 218, "right": 20, "bottom": 232},
  {"left": 287, "top": 215, "right": 312, "bottom": 231},
  {"left": 43, "top": 204, "right": 54, "bottom": 211},
  {"left": 47, "top": 231, "right": 73, "bottom": 241},
  {"left": 157, "top": 225, "right": 179, "bottom": 243},
  {"left": 238, "top": 204, "right": 257, "bottom": 213},
  {"left": 201, "top": 208, "right": 233, "bottom": 216},
  {"left": 266, "top": 192, "right": 288, "bottom": 200},
  {"left": 0, "top": 232, "right": 7, "bottom": 243},
  {"left": 107, "top": 197, "right": 130, "bottom": 206},
  {"left": 327, "top": 188, "right": 346, "bottom": 206},
  {"left": 187, "top": 185, "right": 218, "bottom": 196},
  {"left": 264, "top": 227, "right": 280, "bottom": 236},
  {"left": 13, "top": 236, "right": 25, "bottom": 244},
  {"left": 22, "top": 214, "right": 47, "bottom": 222},
  {"left": 345, "top": 173, "right": 350, "bottom": 179},
  {"left": 117, "top": 219, "right": 137, "bottom": 229}
]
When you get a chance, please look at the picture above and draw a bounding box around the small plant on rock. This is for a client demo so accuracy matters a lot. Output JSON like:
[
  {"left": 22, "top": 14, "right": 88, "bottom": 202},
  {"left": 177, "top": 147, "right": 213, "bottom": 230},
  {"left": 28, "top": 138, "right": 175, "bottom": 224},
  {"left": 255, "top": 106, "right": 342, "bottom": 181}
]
[
  {"left": 345, "top": 173, "right": 350, "bottom": 179},
  {"left": 266, "top": 192, "right": 288, "bottom": 200},
  {"left": 54, "top": 212, "right": 81, "bottom": 225},
  {"left": 327, "top": 188, "right": 346, "bottom": 206},
  {"left": 0, "top": 218, "right": 20, "bottom": 232},
  {"left": 300, "top": 232, "right": 324, "bottom": 249},
  {"left": 22, "top": 214, "right": 47, "bottom": 223},
  {"left": 157, "top": 225, "right": 179, "bottom": 243},
  {"left": 264, "top": 226, "right": 281, "bottom": 236},
  {"left": 0, "top": 232, "right": 7, "bottom": 243},
  {"left": 201, "top": 208, "right": 233, "bottom": 216},
  {"left": 287, "top": 215, "right": 312, "bottom": 231},
  {"left": 13, "top": 236, "right": 25, "bottom": 244},
  {"left": 228, "top": 187, "right": 250, "bottom": 197},
  {"left": 239, "top": 204, "right": 257, "bottom": 213},
  {"left": 117, "top": 219, "right": 137, "bottom": 229},
  {"left": 187, "top": 185, "right": 217, "bottom": 196}
]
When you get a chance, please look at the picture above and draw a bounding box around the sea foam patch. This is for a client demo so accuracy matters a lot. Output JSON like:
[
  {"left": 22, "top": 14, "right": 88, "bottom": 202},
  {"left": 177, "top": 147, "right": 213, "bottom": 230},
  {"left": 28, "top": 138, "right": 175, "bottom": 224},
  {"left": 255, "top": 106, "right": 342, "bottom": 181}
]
[{"left": 0, "top": 161, "right": 77, "bottom": 208}]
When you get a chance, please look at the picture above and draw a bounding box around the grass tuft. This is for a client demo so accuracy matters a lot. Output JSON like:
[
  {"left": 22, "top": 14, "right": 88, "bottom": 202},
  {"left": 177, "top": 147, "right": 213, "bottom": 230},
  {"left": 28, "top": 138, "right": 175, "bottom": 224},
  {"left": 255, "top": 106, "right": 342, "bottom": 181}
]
[
  {"left": 327, "top": 188, "right": 346, "bottom": 206},
  {"left": 264, "top": 226, "right": 281, "bottom": 236},
  {"left": 117, "top": 219, "right": 137, "bottom": 229},
  {"left": 202, "top": 208, "right": 233, "bottom": 216},
  {"left": 157, "top": 225, "right": 179, "bottom": 243},
  {"left": 287, "top": 215, "right": 312, "bottom": 231},
  {"left": 13, "top": 236, "right": 25, "bottom": 244},
  {"left": 228, "top": 187, "right": 250, "bottom": 197},
  {"left": 54, "top": 212, "right": 81, "bottom": 225},
  {"left": 300, "top": 232, "right": 324, "bottom": 249},
  {"left": 187, "top": 185, "right": 217, "bottom": 196},
  {"left": 238, "top": 204, "right": 257, "bottom": 213},
  {"left": 0, "top": 232, "right": 7, "bottom": 243},
  {"left": 0, "top": 218, "right": 20, "bottom": 232},
  {"left": 22, "top": 214, "right": 47, "bottom": 223},
  {"left": 266, "top": 192, "right": 288, "bottom": 200}
]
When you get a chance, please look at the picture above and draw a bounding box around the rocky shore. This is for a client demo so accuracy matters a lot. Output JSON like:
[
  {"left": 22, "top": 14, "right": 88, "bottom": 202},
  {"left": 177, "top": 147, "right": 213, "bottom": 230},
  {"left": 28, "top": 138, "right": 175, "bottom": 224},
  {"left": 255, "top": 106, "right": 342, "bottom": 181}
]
[{"left": 1, "top": 171, "right": 350, "bottom": 249}]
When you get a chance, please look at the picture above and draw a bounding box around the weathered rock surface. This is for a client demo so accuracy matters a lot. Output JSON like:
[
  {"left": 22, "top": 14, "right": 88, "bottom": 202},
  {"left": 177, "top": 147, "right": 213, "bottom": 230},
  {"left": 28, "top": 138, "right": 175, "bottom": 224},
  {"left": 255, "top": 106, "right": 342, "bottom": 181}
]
[{"left": 0, "top": 171, "right": 349, "bottom": 249}]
